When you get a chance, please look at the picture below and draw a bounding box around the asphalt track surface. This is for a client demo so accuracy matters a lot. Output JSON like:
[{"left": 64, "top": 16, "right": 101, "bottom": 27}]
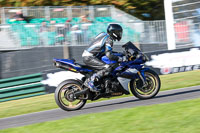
[{"left": 0, "top": 85, "right": 200, "bottom": 130}]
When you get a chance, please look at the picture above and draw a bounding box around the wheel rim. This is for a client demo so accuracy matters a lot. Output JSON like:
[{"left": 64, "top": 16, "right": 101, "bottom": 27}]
[
  {"left": 134, "top": 72, "right": 158, "bottom": 96},
  {"left": 58, "top": 83, "right": 85, "bottom": 109}
]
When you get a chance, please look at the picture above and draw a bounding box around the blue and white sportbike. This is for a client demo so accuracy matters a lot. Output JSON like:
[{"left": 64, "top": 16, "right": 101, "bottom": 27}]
[{"left": 54, "top": 42, "right": 161, "bottom": 111}]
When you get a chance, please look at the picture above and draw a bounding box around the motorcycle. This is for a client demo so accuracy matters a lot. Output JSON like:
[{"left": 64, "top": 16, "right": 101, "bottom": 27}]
[{"left": 53, "top": 41, "right": 161, "bottom": 111}]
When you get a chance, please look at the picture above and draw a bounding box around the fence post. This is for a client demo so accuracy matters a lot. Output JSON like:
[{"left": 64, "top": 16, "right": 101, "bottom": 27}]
[
  {"left": 164, "top": 0, "right": 176, "bottom": 50},
  {"left": 67, "top": 6, "right": 72, "bottom": 20},
  {"left": 89, "top": 6, "right": 94, "bottom": 21},
  {"left": 23, "top": 7, "right": 28, "bottom": 16},
  {"left": 45, "top": 6, "right": 50, "bottom": 20},
  {"left": 1, "top": 7, "right": 5, "bottom": 24},
  {"left": 110, "top": 6, "right": 115, "bottom": 18}
]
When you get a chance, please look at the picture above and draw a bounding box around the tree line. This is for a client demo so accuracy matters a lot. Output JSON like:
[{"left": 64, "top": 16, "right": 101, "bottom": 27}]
[{"left": 0, "top": 0, "right": 165, "bottom": 20}]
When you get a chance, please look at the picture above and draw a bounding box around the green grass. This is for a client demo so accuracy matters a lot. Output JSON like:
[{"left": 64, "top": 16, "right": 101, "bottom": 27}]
[
  {"left": 1, "top": 98, "right": 200, "bottom": 133},
  {"left": 160, "top": 70, "right": 200, "bottom": 91},
  {"left": 0, "top": 70, "right": 200, "bottom": 119}
]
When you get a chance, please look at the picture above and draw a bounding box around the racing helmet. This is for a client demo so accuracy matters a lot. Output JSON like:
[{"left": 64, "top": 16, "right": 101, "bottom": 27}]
[{"left": 107, "top": 24, "right": 123, "bottom": 41}]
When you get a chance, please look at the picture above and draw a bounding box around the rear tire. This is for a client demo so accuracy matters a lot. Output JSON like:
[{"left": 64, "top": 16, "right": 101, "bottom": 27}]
[
  {"left": 130, "top": 69, "right": 161, "bottom": 100},
  {"left": 55, "top": 79, "right": 87, "bottom": 111}
]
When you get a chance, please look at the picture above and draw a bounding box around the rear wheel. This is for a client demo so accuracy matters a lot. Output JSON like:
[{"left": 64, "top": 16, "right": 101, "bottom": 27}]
[
  {"left": 130, "top": 69, "right": 161, "bottom": 99},
  {"left": 55, "top": 80, "right": 87, "bottom": 111}
]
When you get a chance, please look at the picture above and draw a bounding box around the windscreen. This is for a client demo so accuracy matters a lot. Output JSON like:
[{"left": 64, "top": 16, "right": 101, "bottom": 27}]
[{"left": 122, "top": 41, "right": 141, "bottom": 53}]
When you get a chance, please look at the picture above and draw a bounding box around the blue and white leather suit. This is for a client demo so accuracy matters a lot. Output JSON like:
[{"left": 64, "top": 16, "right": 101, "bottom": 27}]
[{"left": 82, "top": 32, "right": 121, "bottom": 92}]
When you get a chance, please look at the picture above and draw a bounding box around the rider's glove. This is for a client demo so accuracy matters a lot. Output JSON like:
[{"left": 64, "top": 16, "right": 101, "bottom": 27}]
[{"left": 118, "top": 56, "right": 127, "bottom": 62}]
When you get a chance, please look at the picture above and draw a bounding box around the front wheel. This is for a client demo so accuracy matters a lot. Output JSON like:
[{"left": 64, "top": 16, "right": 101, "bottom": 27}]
[
  {"left": 130, "top": 69, "right": 161, "bottom": 100},
  {"left": 55, "top": 79, "right": 87, "bottom": 111}
]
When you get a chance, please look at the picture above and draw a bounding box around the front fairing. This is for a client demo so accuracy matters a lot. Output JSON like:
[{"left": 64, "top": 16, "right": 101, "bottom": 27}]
[{"left": 122, "top": 41, "right": 149, "bottom": 62}]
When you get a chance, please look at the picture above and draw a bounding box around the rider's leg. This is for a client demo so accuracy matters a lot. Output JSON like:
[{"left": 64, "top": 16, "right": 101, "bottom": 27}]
[
  {"left": 83, "top": 56, "right": 111, "bottom": 92},
  {"left": 85, "top": 67, "right": 112, "bottom": 92}
]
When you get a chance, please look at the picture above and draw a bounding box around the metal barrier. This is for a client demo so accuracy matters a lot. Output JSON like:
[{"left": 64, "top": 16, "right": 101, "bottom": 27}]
[
  {"left": 141, "top": 21, "right": 167, "bottom": 43},
  {"left": 0, "top": 73, "right": 45, "bottom": 102},
  {"left": 1, "top": 5, "right": 199, "bottom": 50},
  {"left": 0, "top": 21, "right": 168, "bottom": 50}
]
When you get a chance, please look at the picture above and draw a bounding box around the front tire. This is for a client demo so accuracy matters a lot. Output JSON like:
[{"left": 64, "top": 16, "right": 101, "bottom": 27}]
[
  {"left": 55, "top": 79, "right": 87, "bottom": 111},
  {"left": 130, "top": 69, "right": 161, "bottom": 100}
]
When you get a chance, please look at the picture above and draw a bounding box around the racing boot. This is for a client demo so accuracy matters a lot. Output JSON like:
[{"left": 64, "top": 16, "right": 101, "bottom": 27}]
[{"left": 84, "top": 74, "right": 100, "bottom": 92}]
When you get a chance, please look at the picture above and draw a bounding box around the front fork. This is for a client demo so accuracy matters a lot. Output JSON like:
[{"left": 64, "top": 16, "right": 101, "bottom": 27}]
[{"left": 137, "top": 69, "right": 148, "bottom": 88}]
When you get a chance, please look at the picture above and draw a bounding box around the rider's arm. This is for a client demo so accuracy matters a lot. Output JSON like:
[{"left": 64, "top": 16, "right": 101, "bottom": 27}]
[
  {"left": 105, "top": 38, "right": 127, "bottom": 62},
  {"left": 105, "top": 43, "right": 119, "bottom": 61}
]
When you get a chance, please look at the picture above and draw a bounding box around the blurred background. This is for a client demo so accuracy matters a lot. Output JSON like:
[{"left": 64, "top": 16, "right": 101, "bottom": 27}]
[{"left": 0, "top": 0, "right": 199, "bottom": 76}]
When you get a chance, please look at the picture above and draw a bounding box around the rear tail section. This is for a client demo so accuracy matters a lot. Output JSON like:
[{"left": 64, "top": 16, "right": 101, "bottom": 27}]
[{"left": 53, "top": 58, "right": 92, "bottom": 73}]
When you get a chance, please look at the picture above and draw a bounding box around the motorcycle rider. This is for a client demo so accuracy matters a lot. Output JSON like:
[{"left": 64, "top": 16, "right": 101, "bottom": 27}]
[{"left": 82, "top": 24, "right": 127, "bottom": 92}]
